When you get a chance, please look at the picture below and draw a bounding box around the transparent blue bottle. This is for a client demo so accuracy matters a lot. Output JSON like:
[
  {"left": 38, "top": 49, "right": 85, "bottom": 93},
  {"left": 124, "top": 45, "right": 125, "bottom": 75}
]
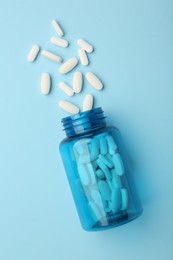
[{"left": 59, "top": 107, "right": 142, "bottom": 231}]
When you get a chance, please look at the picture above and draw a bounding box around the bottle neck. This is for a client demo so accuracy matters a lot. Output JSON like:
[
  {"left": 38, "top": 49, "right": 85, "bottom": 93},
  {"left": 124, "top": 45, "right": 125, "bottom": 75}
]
[{"left": 62, "top": 107, "right": 107, "bottom": 138}]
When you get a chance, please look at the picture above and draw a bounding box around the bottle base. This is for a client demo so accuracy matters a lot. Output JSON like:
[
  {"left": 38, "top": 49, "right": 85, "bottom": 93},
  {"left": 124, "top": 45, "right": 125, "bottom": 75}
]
[{"left": 82, "top": 209, "right": 143, "bottom": 232}]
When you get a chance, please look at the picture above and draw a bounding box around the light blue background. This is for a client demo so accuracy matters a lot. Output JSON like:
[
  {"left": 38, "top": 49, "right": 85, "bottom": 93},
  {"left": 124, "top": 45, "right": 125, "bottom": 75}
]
[{"left": 0, "top": 0, "right": 173, "bottom": 259}]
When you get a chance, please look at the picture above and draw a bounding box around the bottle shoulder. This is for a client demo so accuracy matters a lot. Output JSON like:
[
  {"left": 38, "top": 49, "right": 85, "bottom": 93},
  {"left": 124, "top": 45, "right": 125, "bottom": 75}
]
[{"left": 59, "top": 125, "right": 120, "bottom": 146}]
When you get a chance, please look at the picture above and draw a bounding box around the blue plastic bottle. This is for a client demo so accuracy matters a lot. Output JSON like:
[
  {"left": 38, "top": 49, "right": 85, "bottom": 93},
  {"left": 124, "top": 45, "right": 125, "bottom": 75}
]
[{"left": 59, "top": 107, "right": 142, "bottom": 231}]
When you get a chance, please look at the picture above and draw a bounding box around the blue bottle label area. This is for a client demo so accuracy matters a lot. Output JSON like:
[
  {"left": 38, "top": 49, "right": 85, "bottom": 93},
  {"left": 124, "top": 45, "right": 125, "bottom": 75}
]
[{"left": 60, "top": 128, "right": 142, "bottom": 231}]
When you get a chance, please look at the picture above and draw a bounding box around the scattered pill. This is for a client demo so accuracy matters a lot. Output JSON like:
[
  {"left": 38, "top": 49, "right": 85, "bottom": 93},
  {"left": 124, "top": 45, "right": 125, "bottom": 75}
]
[
  {"left": 60, "top": 57, "right": 78, "bottom": 74},
  {"left": 77, "top": 39, "right": 94, "bottom": 53},
  {"left": 112, "top": 153, "right": 125, "bottom": 176},
  {"left": 52, "top": 19, "right": 64, "bottom": 36},
  {"left": 86, "top": 72, "right": 103, "bottom": 90},
  {"left": 77, "top": 164, "right": 90, "bottom": 186},
  {"left": 59, "top": 100, "right": 79, "bottom": 114},
  {"left": 82, "top": 94, "right": 94, "bottom": 112},
  {"left": 51, "top": 36, "right": 69, "bottom": 48},
  {"left": 73, "top": 72, "right": 83, "bottom": 93},
  {"left": 110, "top": 188, "right": 122, "bottom": 213},
  {"left": 42, "top": 50, "right": 62, "bottom": 63},
  {"left": 98, "top": 180, "right": 111, "bottom": 201},
  {"left": 59, "top": 82, "right": 74, "bottom": 96},
  {"left": 41, "top": 73, "right": 51, "bottom": 95},
  {"left": 78, "top": 48, "right": 89, "bottom": 66},
  {"left": 121, "top": 188, "right": 128, "bottom": 211},
  {"left": 27, "top": 45, "right": 40, "bottom": 62}
]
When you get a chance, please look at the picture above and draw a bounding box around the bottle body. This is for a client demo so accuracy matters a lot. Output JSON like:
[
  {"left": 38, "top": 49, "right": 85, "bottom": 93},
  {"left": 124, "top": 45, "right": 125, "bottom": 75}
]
[{"left": 59, "top": 111, "right": 142, "bottom": 231}]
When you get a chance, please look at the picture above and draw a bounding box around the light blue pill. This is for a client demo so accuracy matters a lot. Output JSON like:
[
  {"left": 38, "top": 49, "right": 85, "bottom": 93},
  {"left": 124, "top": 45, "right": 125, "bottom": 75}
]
[
  {"left": 96, "top": 169, "right": 105, "bottom": 179},
  {"left": 98, "top": 180, "right": 111, "bottom": 201},
  {"left": 99, "top": 137, "right": 108, "bottom": 155},
  {"left": 105, "top": 205, "right": 112, "bottom": 213},
  {"left": 99, "top": 154, "right": 114, "bottom": 168},
  {"left": 106, "top": 135, "right": 118, "bottom": 151},
  {"left": 74, "top": 142, "right": 84, "bottom": 155},
  {"left": 96, "top": 158, "right": 111, "bottom": 180},
  {"left": 121, "top": 188, "right": 128, "bottom": 211},
  {"left": 79, "top": 153, "right": 91, "bottom": 164},
  {"left": 86, "top": 163, "right": 96, "bottom": 185},
  {"left": 111, "top": 168, "right": 122, "bottom": 188},
  {"left": 91, "top": 189, "right": 104, "bottom": 208},
  {"left": 112, "top": 153, "right": 125, "bottom": 176},
  {"left": 92, "top": 160, "right": 98, "bottom": 171},
  {"left": 107, "top": 180, "right": 113, "bottom": 190},
  {"left": 77, "top": 164, "right": 90, "bottom": 186},
  {"left": 74, "top": 138, "right": 91, "bottom": 155},
  {"left": 110, "top": 188, "right": 122, "bottom": 213},
  {"left": 109, "top": 148, "right": 116, "bottom": 155},
  {"left": 102, "top": 199, "right": 108, "bottom": 208},
  {"left": 106, "top": 153, "right": 113, "bottom": 161},
  {"left": 88, "top": 201, "right": 103, "bottom": 222},
  {"left": 95, "top": 132, "right": 107, "bottom": 139},
  {"left": 90, "top": 138, "right": 100, "bottom": 161}
]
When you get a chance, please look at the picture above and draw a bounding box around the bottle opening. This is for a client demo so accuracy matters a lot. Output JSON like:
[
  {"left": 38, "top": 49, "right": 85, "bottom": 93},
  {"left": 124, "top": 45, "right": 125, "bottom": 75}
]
[{"left": 62, "top": 107, "right": 106, "bottom": 138}]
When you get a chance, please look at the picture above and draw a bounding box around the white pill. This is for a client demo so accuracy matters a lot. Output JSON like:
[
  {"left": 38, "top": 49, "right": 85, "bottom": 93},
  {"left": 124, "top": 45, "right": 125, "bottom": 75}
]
[
  {"left": 78, "top": 48, "right": 89, "bottom": 66},
  {"left": 41, "top": 73, "right": 51, "bottom": 95},
  {"left": 27, "top": 45, "right": 40, "bottom": 62},
  {"left": 42, "top": 50, "right": 62, "bottom": 63},
  {"left": 83, "top": 94, "right": 94, "bottom": 111},
  {"left": 86, "top": 72, "right": 103, "bottom": 90},
  {"left": 52, "top": 20, "right": 64, "bottom": 36},
  {"left": 77, "top": 39, "right": 94, "bottom": 53},
  {"left": 51, "top": 36, "right": 69, "bottom": 48},
  {"left": 59, "top": 82, "right": 74, "bottom": 97},
  {"left": 59, "top": 57, "right": 78, "bottom": 74},
  {"left": 59, "top": 100, "right": 80, "bottom": 114},
  {"left": 73, "top": 72, "right": 83, "bottom": 93}
]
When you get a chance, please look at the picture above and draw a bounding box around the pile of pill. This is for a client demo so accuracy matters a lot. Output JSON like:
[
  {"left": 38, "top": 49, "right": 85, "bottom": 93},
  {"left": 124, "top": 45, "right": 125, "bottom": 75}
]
[
  {"left": 27, "top": 19, "right": 104, "bottom": 114},
  {"left": 73, "top": 132, "right": 128, "bottom": 222}
]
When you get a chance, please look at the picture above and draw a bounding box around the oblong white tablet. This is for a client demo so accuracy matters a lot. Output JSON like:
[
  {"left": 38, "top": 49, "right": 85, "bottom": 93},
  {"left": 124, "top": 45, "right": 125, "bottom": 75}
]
[
  {"left": 59, "top": 57, "right": 78, "bottom": 74},
  {"left": 78, "top": 48, "right": 89, "bottom": 66},
  {"left": 52, "top": 20, "right": 64, "bottom": 36},
  {"left": 73, "top": 72, "right": 83, "bottom": 93},
  {"left": 51, "top": 37, "right": 69, "bottom": 48},
  {"left": 59, "top": 100, "right": 80, "bottom": 114},
  {"left": 41, "top": 73, "right": 51, "bottom": 95},
  {"left": 27, "top": 45, "right": 40, "bottom": 62},
  {"left": 83, "top": 94, "right": 94, "bottom": 111},
  {"left": 59, "top": 82, "right": 74, "bottom": 96},
  {"left": 86, "top": 72, "right": 103, "bottom": 90},
  {"left": 41, "top": 50, "right": 62, "bottom": 63},
  {"left": 77, "top": 39, "right": 94, "bottom": 53}
]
